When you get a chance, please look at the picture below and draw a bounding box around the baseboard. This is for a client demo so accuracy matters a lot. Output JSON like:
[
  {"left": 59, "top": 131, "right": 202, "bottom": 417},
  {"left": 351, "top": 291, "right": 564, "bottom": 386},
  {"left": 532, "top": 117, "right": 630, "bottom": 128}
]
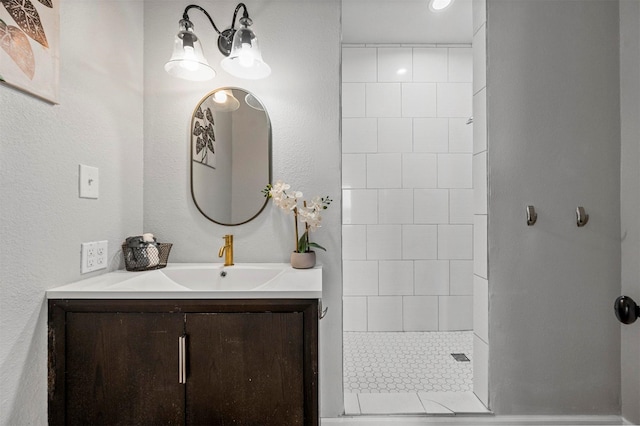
[{"left": 321, "top": 415, "right": 624, "bottom": 425}]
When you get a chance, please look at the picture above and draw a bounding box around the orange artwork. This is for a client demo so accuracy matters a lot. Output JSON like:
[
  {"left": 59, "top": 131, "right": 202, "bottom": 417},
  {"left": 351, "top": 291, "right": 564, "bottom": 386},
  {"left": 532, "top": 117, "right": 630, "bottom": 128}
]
[{"left": 0, "top": 0, "right": 59, "bottom": 103}]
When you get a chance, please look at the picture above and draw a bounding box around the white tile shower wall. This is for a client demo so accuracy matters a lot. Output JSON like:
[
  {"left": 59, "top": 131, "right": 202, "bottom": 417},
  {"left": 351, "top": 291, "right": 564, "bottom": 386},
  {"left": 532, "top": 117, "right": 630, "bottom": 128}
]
[{"left": 342, "top": 45, "right": 473, "bottom": 332}]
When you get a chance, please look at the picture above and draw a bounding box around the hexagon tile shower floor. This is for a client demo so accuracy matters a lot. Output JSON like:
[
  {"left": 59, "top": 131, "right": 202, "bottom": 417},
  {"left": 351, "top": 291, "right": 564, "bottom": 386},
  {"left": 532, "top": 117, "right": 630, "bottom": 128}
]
[{"left": 343, "top": 331, "right": 473, "bottom": 393}]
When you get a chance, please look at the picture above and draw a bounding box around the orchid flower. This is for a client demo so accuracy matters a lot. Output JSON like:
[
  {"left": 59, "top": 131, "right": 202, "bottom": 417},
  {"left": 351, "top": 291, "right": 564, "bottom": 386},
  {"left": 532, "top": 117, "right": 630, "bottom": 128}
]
[{"left": 263, "top": 181, "right": 332, "bottom": 253}]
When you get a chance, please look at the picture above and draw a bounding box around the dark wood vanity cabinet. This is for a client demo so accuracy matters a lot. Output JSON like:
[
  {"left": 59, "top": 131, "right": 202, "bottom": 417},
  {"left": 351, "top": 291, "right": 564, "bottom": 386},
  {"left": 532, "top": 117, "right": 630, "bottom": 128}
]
[{"left": 48, "top": 299, "right": 319, "bottom": 426}]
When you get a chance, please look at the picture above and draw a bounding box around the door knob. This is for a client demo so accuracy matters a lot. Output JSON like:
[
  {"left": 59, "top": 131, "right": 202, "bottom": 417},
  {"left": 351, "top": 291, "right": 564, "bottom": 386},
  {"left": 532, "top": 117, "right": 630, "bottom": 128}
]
[{"left": 614, "top": 295, "right": 639, "bottom": 325}]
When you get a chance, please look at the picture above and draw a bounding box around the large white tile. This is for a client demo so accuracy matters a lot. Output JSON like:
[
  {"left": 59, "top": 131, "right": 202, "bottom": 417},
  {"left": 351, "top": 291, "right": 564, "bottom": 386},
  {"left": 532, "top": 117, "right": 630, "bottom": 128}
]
[
  {"left": 413, "top": 48, "right": 448, "bottom": 82},
  {"left": 366, "top": 83, "right": 401, "bottom": 117},
  {"left": 367, "top": 225, "right": 402, "bottom": 260},
  {"left": 368, "top": 296, "right": 403, "bottom": 331},
  {"left": 377, "top": 48, "right": 413, "bottom": 82},
  {"left": 402, "top": 153, "right": 438, "bottom": 188},
  {"left": 342, "top": 47, "right": 377, "bottom": 82},
  {"left": 473, "top": 151, "right": 487, "bottom": 214},
  {"left": 437, "top": 83, "right": 472, "bottom": 118},
  {"left": 451, "top": 260, "right": 474, "bottom": 296},
  {"left": 402, "top": 225, "right": 438, "bottom": 260},
  {"left": 472, "top": 25, "right": 486, "bottom": 94},
  {"left": 359, "top": 392, "right": 426, "bottom": 414},
  {"left": 413, "top": 118, "right": 448, "bottom": 153},
  {"left": 343, "top": 393, "right": 361, "bottom": 415},
  {"left": 415, "top": 260, "right": 449, "bottom": 296},
  {"left": 439, "top": 295, "right": 473, "bottom": 331},
  {"left": 449, "top": 189, "right": 474, "bottom": 224},
  {"left": 438, "top": 154, "right": 472, "bottom": 189},
  {"left": 342, "top": 118, "right": 377, "bottom": 153},
  {"left": 378, "top": 118, "right": 412, "bottom": 153},
  {"left": 414, "top": 189, "right": 449, "bottom": 224},
  {"left": 342, "top": 154, "right": 366, "bottom": 189},
  {"left": 473, "top": 334, "right": 490, "bottom": 406},
  {"left": 403, "top": 296, "right": 439, "bottom": 331},
  {"left": 343, "top": 296, "right": 367, "bottom": 331},
  {"left": 343, "top": 260, "right": 379, "bottom": 296},
  {"left": 367, "top": 153, "right": 402, "bottom": 188},
  {"left": 438, "top": 224, "right": 473, "bottom": 259},
  {"left": 418, "top": 391, "right": 489, "bottom": 414},
  {"left": 343, "top": 189, "right": 378, "bottom": 224},
  {"left": 379, "top": 189, "right": 413, "bottom": 224},
  {"left": 448, "top": 47, "right": 473, "bottom": 83},
  {"left": 342, "top": 83, "right": 366, "bottom": 118},
  {"left": 379, "top": 260, "right": 414, "bottom": 295},
  {"left": 342, "top": 225, "right": 366, "bottom": 260},
  {"left": 473, "top": 215, "right": 487, "bottom": 278},
  {"left": 449, "top": 117, "right": 473, "bottom": 153},
  {"left": 473, "top": 275, "right": 489, "bottom": 342},
  {"left": 401, "top": 83, "right": 437, "bottom": 117},
  {"left": 473, "top": 88, "right": 487, "bottom": 153}
]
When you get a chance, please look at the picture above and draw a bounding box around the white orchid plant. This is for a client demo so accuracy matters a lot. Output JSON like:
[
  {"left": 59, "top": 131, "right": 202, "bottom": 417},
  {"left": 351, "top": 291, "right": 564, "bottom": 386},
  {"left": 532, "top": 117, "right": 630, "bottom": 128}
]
[{"left": 263, "top": 180, "right": 332, "bottom": 253}]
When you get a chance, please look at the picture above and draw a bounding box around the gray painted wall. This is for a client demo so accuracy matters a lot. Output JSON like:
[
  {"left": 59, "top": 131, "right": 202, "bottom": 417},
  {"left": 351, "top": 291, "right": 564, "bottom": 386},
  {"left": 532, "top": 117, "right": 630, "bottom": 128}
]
[
  {"left": 487, "top": 0, "right": 622, "bottom": 414},
  {"left": 620, "top": 1, "right": 640, "bottom": 424},
  {"left": 142, "top": 0, "right": 343, "bottom": 417},
  {"left": 0, "top": 1, "right": 144, "bottom": 424}
]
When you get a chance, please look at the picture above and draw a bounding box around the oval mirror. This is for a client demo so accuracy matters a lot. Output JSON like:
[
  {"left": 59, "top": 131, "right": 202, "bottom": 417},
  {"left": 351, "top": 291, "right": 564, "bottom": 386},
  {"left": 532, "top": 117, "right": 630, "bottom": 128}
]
[{"left": 190, "top": 88, "right": 271, "bottom": 225}]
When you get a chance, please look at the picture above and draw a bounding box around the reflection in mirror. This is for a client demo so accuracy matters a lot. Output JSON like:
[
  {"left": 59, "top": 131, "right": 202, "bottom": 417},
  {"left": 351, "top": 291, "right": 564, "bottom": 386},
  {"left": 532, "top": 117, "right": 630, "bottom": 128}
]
[{"left": 191, "top": 88, "right": 271, "bottom": 225}]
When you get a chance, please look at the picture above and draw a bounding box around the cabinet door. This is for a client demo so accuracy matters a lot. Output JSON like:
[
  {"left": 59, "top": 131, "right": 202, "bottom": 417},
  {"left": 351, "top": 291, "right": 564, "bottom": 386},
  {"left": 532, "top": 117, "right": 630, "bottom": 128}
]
[
  {"left": 186, "top": 312, "right": 304, "bottom": 426},
  {"left": 65, "top": 312, "right": 185, "bottom": 425}
]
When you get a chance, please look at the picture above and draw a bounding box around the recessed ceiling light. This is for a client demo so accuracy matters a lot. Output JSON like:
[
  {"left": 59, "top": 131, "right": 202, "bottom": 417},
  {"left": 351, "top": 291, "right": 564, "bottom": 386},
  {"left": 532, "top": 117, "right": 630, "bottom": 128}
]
[{"left": 429, "top": 0, "right": 454, "bottom": 12}]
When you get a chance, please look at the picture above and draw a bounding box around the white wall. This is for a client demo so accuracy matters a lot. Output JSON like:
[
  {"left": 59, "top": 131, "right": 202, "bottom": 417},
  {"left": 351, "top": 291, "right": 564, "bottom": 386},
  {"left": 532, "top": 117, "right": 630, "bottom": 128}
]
[
  {"left": 486, "top": 0, "right": 621, "bottom": 414},
  {"left": 0, "top": 1, "right": 144, "bottom": 424},
  {"left": 142, "top": 0, "right": 343, "bottom": 417},
  {"left": 230, "top": 99, "right": 270, "bottom": 222},
  {"left": 341, "top": 45, "right": 475, "bottom": 333},
  {"left": 619, "top": 1, "right": 640, "bottom": 424}
]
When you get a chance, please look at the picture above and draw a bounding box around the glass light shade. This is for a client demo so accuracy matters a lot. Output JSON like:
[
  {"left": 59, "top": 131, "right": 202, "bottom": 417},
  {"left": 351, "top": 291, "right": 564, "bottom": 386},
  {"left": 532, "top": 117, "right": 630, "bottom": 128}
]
[
  {"left": 211, "top": 89, "right": 240, "bottom": 111},
  {"left": 429, "top": 0, "right": 455, "bottom": 12},
  {"left": 245, "top": 93, "right": 264, "bottom": 111},
  {"left": 220, "top": 19, "right": 271, "bottom": 80},
  {"left": 165, "top": 20, "right": 216, "bottom": 81}
]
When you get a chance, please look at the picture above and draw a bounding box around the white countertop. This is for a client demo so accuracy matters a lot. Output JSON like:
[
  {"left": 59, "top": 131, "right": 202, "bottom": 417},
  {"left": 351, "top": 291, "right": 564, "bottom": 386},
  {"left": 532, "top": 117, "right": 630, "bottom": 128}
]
[{"left": 47, "top": 263, "right": 322, "bottom": 299}]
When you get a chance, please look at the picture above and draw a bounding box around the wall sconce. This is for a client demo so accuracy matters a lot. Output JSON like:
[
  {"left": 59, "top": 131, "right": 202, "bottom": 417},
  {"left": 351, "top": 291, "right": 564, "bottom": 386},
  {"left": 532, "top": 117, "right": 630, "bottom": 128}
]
[
  {"left": 165, "top": 3, "right": 271, "bottom": 81},
  {"left": 429, "top": 0, "right": 455, "bottom": 12}
]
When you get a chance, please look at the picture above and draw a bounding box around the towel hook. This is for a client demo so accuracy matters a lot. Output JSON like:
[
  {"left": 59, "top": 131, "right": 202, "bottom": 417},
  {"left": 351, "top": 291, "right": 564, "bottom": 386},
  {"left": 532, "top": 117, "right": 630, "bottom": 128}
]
[
  {"left": 576, "top": 206, "right": 589, "bottom": 227},
  {"left": 526, "top": 205, "right": 537, "bottom": 226},
  {"left": 318, "top": 299, "right": 328, "bottom": 320}
]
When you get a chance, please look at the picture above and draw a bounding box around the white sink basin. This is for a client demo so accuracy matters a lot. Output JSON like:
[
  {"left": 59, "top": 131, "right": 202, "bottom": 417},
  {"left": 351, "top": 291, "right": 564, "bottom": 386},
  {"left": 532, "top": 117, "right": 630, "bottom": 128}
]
[
  {"left": 161, "top": 266, "right": 284, "bottom": 291},
  {"left": 46, "top": 263, "right": 322, "bottom": 299}
]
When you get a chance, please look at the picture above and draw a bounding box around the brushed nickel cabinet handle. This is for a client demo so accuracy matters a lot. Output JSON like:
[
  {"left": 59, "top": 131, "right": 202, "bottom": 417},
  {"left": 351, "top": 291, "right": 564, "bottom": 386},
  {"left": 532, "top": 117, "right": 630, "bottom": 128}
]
[{"left": 179, "top": 335, "right": 186, "bottom": 384}]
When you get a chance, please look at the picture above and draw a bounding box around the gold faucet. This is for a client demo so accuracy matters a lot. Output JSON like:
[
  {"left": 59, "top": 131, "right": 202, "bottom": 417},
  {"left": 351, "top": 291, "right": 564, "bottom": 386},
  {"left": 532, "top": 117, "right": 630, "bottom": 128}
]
[{"left": 218, "top": 234, "right": 234, "bottom": 266}]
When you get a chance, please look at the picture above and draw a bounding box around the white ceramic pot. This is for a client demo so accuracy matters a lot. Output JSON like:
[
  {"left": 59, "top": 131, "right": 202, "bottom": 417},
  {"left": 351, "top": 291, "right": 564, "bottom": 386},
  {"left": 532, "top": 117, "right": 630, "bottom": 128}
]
[{"left": 290, "top": 251, "right": 316, "bottom": 269}]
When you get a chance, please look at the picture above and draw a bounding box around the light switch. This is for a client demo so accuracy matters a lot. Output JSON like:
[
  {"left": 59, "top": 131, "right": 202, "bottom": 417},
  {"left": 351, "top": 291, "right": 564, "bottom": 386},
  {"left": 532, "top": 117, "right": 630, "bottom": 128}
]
[{"left": 79, "top": 164, "right": 99, "bottom": 199}]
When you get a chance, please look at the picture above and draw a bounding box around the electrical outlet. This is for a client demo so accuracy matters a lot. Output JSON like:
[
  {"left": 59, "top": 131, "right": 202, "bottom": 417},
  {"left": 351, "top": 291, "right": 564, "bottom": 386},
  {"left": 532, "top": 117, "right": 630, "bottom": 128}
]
[
  {"left": 96, "top": 240, "right": 108, "bottom": 267},
  {"left": 81, "top": 241, "right": 107, "bottom": 273}
]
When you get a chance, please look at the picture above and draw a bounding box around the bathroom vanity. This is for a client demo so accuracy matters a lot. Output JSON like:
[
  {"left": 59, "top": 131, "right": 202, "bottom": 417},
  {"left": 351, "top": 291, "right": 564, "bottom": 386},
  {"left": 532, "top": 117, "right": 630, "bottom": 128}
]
[{"left": 47, "top": 264, "right": 322, "bottom": 426}]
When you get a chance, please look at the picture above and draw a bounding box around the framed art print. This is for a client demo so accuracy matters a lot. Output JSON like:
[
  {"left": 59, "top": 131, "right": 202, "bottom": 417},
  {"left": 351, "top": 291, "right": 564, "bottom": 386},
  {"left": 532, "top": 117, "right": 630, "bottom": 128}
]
[{"left": 0, "top": 0, "right": 60, "bottom": 103}]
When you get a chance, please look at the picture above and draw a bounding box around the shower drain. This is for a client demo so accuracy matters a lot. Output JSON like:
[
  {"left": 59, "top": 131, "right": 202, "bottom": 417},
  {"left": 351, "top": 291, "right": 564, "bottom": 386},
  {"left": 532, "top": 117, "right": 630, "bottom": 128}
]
[{"left": 451, "top": 353, "right": 470, "bottom": 362}]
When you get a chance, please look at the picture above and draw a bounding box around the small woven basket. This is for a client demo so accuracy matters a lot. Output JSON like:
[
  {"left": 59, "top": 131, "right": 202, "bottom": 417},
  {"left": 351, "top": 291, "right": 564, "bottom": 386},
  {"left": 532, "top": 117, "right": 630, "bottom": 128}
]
[{"left": 122, "top": 242, "right": 173, "bottom": 272}]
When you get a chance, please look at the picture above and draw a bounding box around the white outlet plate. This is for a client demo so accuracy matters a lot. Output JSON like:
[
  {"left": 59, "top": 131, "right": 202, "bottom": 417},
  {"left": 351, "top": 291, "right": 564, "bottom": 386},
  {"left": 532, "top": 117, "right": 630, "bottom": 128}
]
[
  {"left": 81, "top": 240, "right": 108, "bottom": 273},
  {"left": 79, "top": 164, "right": 99, "bottom": 199},
  {"left": 96, "top": 240, "right": 108, "bottom": 268}
]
